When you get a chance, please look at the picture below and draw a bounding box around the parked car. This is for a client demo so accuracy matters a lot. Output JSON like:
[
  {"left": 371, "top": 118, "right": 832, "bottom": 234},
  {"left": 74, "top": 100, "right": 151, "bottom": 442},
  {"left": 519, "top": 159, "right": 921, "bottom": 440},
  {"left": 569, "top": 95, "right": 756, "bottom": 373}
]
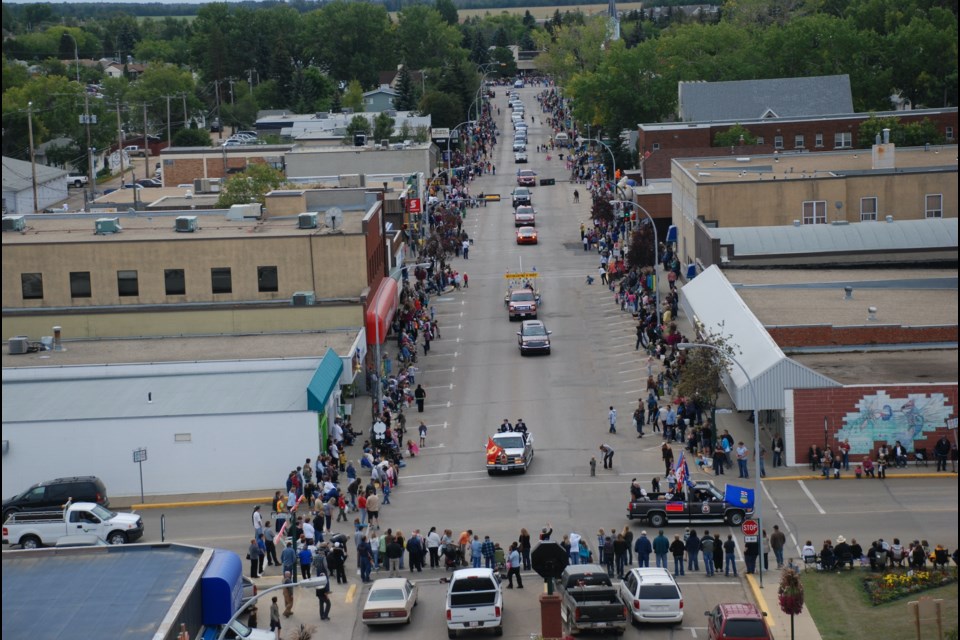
[
  {"left": 705, "top": 603, "right": 772, "bottom": 640},
  {"left": 67, "top": 174, "right": 88, "bottom": 188},
  {"left": 361, "top": 577, "right": 418, "bottom": 625},
  {"left": 445, "top": 568, "right": 503, "bottom": 638},
  {"left": 137, "top": 178, "right": 162, "bottom": 188},
  {"left": 3, "top": 476, "right": 109, "bottom": 521},
  {"left": 516, "top": 320, "right": 551, "bottom": 355},
  {"left": 123, "top": 145, "right": 147, "bottom": 157},
  {"left": 620, "top": 567, "right": 684, "bottom": 625},
  {"left": 516, "top": 226, "right": 538, "bottom": 245},
  {"left": 514, "top": 152, "right": 528, "bottom": 163}
]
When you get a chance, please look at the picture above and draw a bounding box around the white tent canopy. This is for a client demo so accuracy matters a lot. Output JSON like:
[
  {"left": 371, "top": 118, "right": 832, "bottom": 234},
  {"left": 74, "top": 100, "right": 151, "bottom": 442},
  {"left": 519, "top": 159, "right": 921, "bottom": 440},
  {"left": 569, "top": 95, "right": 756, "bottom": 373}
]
[{"left": 679, "top": 265, "right": 839, "bottom": 410}]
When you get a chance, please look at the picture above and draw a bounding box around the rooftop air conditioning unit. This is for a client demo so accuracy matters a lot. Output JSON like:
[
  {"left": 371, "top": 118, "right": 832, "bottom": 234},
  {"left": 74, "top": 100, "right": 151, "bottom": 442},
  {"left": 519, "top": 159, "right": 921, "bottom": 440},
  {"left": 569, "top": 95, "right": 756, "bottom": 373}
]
[
  {"left": 291, "top": 291, "right": 315, "bottom": 306},
  {"left": 298, "top": 212, "right": 318, "bottom": 229},
  {"left": 175, "top": 216, "right": 198, "bottom": 232},
  {"left": 2, "top": 215, "right": 26, "bottom": 232},
  {"left": 95, "top": 217, "right": 122, "bottom": 234},
  {"left": 8, "top": 336, "right": 30, "bottom": 355}
]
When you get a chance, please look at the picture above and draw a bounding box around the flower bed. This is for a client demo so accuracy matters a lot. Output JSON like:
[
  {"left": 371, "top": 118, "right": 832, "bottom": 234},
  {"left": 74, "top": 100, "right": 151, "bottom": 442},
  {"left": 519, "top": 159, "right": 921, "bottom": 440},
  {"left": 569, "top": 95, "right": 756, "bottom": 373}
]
[{"left": 863, "top": 569, "right": 958, "bottom": 605}]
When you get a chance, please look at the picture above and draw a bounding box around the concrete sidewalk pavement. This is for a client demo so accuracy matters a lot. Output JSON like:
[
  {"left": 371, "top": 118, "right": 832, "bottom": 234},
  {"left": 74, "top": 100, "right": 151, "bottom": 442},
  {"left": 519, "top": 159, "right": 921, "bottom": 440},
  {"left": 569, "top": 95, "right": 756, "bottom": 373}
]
[{"left": 746, "top": 572, "right": 822, "bottom": 640}]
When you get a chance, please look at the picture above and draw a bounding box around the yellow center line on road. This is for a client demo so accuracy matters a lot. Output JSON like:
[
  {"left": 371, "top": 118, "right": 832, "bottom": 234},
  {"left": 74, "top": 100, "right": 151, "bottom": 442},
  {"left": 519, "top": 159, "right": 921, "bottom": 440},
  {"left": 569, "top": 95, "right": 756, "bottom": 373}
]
[{"left": 345, "top": 583, "right": 357, "bottom": 603}]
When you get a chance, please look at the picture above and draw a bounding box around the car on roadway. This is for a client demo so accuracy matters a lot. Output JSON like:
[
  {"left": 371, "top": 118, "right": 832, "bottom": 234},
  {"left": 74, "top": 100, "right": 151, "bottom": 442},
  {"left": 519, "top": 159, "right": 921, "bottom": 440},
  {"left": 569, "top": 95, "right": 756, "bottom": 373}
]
[
  {"left": 445, "top": 568, "right": 503, "bottom": 637},
  {"left": 514, "top": 152, "right": 528, "bottom": 163},
  {"left": 705, "top": 603, "right": 772, "bottom": 640},
  {"left": 487, "top": 430, "right": 535, "bottom": 472},
  {"left": 517, "top": 320, "right": 551, "bottom": 355},
  {"left": 514, "top": 79, "right": 524, "bottom": 88},
  {"left": 516, "top": 170, "right": 537, "bottom": 187},
  {"left": 514, "top": 205, "right": 536, "bottom": 226},
  {"left": 3, "top": 476, "right": 109, "bottom": 520},
  {"left": 511, "top": 187, "right": 532, "bottom": 208},
  {"left": 506, "top": 285, "right": 540, "bottom": 318},
  {"left": 513, "top": 142, "right": 526, "bottom": 153},
  {"left": 516, "top": 226, "right": 538, "bottom": 245},
  {"left": 361, "top": 577, "right": 418, "bottom": 626},
  {"left": 137, "top": 178, "right": 162, "bottom": 188},
  {"left": 620, "top": 567, "right": 684, "bottom": 625}
]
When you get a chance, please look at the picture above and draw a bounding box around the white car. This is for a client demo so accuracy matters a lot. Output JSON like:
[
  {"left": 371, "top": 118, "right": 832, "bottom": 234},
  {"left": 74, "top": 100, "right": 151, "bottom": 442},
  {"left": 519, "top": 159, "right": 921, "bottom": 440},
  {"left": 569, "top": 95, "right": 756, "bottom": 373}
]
[
  {"left": 361, "top": 578, "right": 418, "bottom": 625},
  {"left": 619, "top": 567, "right": 684, "bottom": 625},
  {"left": 514, "top": 152, "right": 528, "bottom": 163}
]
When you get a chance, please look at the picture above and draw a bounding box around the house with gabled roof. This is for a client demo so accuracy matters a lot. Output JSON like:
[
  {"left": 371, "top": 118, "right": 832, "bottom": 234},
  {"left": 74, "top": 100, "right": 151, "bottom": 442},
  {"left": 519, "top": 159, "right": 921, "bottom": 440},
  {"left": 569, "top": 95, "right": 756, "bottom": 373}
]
[{"left": 678, "top": 74, "right": 854, "bottom": 122}]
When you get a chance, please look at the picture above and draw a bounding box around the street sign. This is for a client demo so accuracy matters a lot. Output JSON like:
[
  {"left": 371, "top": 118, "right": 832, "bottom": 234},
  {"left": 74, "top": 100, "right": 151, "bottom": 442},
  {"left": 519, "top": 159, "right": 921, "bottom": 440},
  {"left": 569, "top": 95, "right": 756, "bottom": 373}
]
[
  {"left": 405, "top": 198, "right": 421, "bottom": 213},
  {"left": 504, "top": 272, "right": 539, "bottom": 279},
  {"left": 431, "top": 128, "right": 450, "bottom": 139},
  {"left": 741, "top": 519, "right": 759, "bottom": 537},
  {"left": 133, "top": 447, "right": 148, "bottom": 463}
]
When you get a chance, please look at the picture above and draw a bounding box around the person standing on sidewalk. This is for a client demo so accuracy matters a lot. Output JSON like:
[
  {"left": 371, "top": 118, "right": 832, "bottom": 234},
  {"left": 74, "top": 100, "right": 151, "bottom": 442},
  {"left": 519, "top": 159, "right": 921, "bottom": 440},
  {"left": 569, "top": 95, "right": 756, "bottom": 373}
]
[
  {"left": 414, "top": 385, "right": 426, "bottom": 412},
  {"left": 770, "top": 525, "right": 786, "bottom": 568},
  {"left": 269, "top": 596, "right": 282, "bottom": 639},
  {"left": 248, "top": 539, "right": 261, "bottom": 579},
  {"left": 686, "top": 528, "right": 701, "bottom": 573},
  {"left": 670, "top": 534, "right": 686, "bottom": 577},
  {"left": 506, "top": 542, "right": 523, "bottom": 588},
  {"left": 653, "top": 530, "right": 670, "bottom": 569},
  {"left": 608, "top": 406, "right": 617, "bottom": 434},
  {"left": 263, "top": 522, "right": 280, "bottom": 567},
  {"left": 701, "top": 531, "right": 715, "bottom": 576},
  {"left": 736, "top": 442, "right": 750, "bottom": 478},
  {"left": 282, "top": 571, "right": 295, "bottom": 617},
  {"left": 723, "top": 535, "right": 738, "bottom": 577}
]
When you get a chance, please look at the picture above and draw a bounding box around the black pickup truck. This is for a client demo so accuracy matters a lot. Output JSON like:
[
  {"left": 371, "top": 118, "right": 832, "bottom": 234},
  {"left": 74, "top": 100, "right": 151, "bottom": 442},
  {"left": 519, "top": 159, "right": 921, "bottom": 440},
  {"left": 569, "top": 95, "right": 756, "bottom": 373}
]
[
  {"left": 556, "top": 564, "right": 628, "bottom": 636},
  {"left": 627, "top": 481, "right": 752, "bottom": 528}
]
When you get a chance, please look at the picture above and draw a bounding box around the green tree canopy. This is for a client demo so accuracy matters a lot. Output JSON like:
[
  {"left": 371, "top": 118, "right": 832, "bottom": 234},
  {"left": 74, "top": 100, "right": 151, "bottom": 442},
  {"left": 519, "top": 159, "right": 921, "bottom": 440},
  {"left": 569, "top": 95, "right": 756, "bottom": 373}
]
[{"left": 216, "top": 162, "right": 285, "bottom": 208}]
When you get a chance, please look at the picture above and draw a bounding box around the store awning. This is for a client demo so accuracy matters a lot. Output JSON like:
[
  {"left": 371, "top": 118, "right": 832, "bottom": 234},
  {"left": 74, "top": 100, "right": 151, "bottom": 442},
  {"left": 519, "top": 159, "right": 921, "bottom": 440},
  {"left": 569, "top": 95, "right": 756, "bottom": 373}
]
[
  {"left": 364, "top": 277, "right": 399, "bottom": 345},
  {"left": 307, "top": 348, "right": 344, "bottom": 411}
]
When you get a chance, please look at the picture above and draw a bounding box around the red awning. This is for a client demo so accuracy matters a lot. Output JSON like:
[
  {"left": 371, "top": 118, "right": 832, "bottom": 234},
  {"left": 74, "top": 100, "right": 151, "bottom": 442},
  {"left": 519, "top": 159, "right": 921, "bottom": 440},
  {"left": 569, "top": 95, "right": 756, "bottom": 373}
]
[{"left": 365, "top": 277, "right": 398, "bottom": 345}]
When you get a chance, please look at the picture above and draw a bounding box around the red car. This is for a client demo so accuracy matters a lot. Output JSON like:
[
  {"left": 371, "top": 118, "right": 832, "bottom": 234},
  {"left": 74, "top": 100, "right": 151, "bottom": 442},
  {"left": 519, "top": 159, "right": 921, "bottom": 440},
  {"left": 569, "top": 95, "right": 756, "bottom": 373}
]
[
  {"left": 705, "top": 603, "right": 772, "bottom": 640},
  {"left": 516, "top": 170, "right": 537, "bottom": 187},
  {"left": 516, "top": 226, "right": 538, "bottom": 244}
]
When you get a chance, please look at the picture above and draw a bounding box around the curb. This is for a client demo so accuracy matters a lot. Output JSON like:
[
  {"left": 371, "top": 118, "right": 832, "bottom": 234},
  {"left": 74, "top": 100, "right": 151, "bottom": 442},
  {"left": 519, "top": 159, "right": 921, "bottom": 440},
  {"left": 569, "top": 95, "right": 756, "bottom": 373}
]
[
  {"left": 131, "top": 496, "right": 271, "bottom": 510},
  {"left": 744, "top": 573, "right": 773, "bottom": 620},
  {"left": 764, "top": 473, "right": 955, "bottom": 481}
]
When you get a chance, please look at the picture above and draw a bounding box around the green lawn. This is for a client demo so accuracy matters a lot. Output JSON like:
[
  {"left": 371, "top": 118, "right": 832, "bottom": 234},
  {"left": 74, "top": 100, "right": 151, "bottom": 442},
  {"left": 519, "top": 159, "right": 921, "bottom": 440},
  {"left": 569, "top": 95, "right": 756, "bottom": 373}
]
[{"left": 804, "top": 569, "right": 958, "bottom": 640}]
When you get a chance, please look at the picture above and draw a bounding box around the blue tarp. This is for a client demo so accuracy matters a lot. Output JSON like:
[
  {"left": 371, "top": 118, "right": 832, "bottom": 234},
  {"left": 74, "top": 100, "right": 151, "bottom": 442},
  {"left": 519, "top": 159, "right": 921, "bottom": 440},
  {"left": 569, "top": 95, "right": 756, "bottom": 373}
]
[{"left": 307, "top": 348, "right": 344, "bottom": 412}]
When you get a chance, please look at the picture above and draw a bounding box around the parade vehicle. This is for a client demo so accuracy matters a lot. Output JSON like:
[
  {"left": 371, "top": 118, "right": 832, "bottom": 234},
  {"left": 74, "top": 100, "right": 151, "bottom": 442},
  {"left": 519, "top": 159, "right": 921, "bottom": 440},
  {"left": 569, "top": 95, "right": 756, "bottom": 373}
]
[
  {"left": 514, "top": 151, "right": 528, "bottom": 163},
  {"left": 517, "top": 320, "right": 551, "bottom": 355},
  {"left": 514, "top": 205, "right": 536, "bottom": 226},
  {"left": 515, "top": 227, "right": 538, "bottom": 245},
  {"left": 505, "top": 285, "right": 539, "bottom": 318},
  {"left": 511, "top": 187, "right": 532, "bottom": 208},
  {"left": 516, "top": 171, "right": 537, "bottom": 188},
  {"left": 2, "top": 501, "right": 144, "bottom": 548},
  {"left": 445, "top": 568, "right": 504, "bottom": 637},
  {"left": 626, "top": 481, "right": 752, "bottom": 527},
  {"left": 556, "top": 564, "right": 629, "bottom": 636},
  {"left": 486, "top": 430, "right": 534, "bottom": 474}
]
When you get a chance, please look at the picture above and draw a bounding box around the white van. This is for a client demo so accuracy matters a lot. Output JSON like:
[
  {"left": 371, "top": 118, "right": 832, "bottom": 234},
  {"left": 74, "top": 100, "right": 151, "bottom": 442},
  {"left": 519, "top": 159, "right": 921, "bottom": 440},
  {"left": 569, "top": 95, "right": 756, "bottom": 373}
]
[
  {"left": 445, "top": 568, "right": 503, "bottom": 637},
  {"left": 555, "top": 132, "right": 569, "bottom": 147}
]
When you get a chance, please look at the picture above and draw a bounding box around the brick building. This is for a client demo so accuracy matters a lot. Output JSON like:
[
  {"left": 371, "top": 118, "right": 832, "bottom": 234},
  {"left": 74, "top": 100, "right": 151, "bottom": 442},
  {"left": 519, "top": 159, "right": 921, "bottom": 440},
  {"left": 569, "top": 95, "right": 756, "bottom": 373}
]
[{"left": 158, "top": 144, "right": 292, "bottom": 187}]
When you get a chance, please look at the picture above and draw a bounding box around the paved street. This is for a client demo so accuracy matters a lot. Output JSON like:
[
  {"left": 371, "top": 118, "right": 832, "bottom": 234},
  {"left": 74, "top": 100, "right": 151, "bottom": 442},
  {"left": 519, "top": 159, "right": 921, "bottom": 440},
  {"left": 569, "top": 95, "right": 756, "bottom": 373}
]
[{"left": 124, "top": 84, "right": 958, "bottom": 639}]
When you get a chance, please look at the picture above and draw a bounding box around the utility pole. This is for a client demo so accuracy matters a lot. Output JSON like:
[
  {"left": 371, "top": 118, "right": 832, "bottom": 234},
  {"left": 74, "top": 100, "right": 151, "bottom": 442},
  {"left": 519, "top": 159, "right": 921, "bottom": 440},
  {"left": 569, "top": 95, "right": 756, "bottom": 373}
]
[
  {"left": 116, "top": 100, "right": 125, "bottom": 185},
  {"left": 83, "top": 90, "right": 94, "bottom": 210},
  {"left": 165, "top": 94, "right": 172, "bottom": 148},
  {"left": 214, "top": 79, "right": 223, "bottom": 140},
  {"left": 27, "top": 101, "right": 39, "bottom": 213},
  {"left": 229, "top": 79, "right": 235, "bottom": 107},
  {"left": 181, "top": 93, "right": 188, "bottom": 129},
  {"left": 142, "top": 102, "right": 150, "bottom": 179}
]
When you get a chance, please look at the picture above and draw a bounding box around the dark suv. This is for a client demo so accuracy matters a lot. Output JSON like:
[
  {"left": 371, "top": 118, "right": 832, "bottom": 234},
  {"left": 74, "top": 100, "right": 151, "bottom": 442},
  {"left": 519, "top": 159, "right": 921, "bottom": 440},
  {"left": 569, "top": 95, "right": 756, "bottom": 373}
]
[{"left": 3, "top": 476, "right": 109, "bottom": 521}]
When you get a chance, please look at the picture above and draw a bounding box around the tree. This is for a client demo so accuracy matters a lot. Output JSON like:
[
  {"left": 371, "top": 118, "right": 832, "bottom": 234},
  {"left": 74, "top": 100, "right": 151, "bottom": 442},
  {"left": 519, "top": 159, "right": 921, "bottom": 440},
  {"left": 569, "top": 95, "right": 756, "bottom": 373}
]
[
  {"left": 626, "top": 218, "right": 656, "bottom": 270},
  {"left": 394, "top": 65, "right": 419, "bottom": 112},
  {"left": 714, "top": 124, "right": 758, "bottom": 147},
  {"left": 522, "top": 10, "right": 537, "bottom": 30},
  {"left": 345, "top": 114, "right": 371, "bottom": 139},
  {"left": 778, "top": 568, "right": 804, "bottom": 640},
  {"left": 418, "top": 90, "right": 462, "bottom": 128},
  {"left": 397, "top": 5, "right": 464, "bottom": 70},
  {"left": 173, "top": 127, "right": 212, "bottom": 147},
  {"left": 673, "top": 326, "right": 738, "bottom": 418},
  {"left": 373, "top": 112, "right": 395, "bottom": 143},
  {"left": 470, "top": 30, "right": 489, "bottom": 65},
  {"left": 216, "top": 163, "right": 285, "bottom": 208},
  {"left": 302, "top": 2, "right": 396, "bottom": 88},
  {"left": 435, "top": 0, "right": 459, "bottom": 26},
  {"left": 857, "top": 115, "right": 945, "bottom": 147},
  {"left": 342, "top": 79, "right": 364, "bottom": 112},
  {"left": 490, "top": 47, "right": 517, "bottom": 78}
]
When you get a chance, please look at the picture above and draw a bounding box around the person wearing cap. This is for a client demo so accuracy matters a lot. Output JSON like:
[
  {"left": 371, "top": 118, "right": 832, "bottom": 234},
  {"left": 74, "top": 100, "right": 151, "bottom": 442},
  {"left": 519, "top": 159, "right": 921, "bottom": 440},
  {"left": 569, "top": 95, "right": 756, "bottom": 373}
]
[{"left": 634, "top": 530, "right": 652, "bottom": 567}]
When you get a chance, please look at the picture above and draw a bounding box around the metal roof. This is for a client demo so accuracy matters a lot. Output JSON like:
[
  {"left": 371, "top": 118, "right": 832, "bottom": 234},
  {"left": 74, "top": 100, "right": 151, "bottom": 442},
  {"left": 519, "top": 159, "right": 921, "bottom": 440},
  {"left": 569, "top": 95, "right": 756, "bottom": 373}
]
[
  {"left": 678, "top": 75, "right": 853, "bottom": 122},
  {"left": 2, "top": 156, "right": 69, "bottom": 192},
  {"left": 2, "top": 358, "right": 325, "bottom": 423},
  {"left": 2, "top": 544, "right": 206, "bottom": 640},
  {"left": 711, "top": 218, "right": 959, "bottom": 257},
  {"left": 679, "top": 265, "right": 840, "bottom": 410}
]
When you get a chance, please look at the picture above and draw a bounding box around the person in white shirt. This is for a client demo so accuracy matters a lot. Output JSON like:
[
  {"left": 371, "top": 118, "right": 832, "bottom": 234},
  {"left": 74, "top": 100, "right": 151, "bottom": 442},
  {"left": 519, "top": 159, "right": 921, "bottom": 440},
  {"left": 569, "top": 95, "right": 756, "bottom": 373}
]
[
  {"left": 801, "top": 540, "right": 817, "bottom": 560},
  {"left": 427, "top": 527, "right": 442, "bottom": 568},
  {"left": 302, "top": 519, "right": 315, "bottom": 545},
  {"left": 569, "top": 532, "right": 582, "bottom": 565},
  {"left": 253, "top": 505, "right": 264, "bottom": 536}
]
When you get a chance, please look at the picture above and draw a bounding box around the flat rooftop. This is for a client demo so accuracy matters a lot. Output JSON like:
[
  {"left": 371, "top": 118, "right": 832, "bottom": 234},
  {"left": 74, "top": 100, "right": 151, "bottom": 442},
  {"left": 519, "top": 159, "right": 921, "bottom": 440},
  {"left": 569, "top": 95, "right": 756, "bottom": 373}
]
[
  {"left": 730, "top": 268, "right": 958, "bottom": 327},
  {"left": 1, "top": 331, "right": 358, "bottom": 369},
  {"left": 793, "top": 350, "right": 958, "bottom": 385},
  {"left": 675, "top": 144, "right": 958, "bottom": 184},
  {"left": 1, "top": 208, "right": 366, "bottom": 244},
  {"left": 2, "top": 544, "right": 204, "bottom": 640}
]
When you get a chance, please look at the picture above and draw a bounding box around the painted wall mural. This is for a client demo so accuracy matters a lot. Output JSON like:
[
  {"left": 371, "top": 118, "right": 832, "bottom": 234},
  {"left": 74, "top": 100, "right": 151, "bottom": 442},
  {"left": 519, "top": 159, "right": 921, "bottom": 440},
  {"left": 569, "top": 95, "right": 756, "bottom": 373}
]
[{"left": 836, "top": 391, "right": 955, "bottom": 454}]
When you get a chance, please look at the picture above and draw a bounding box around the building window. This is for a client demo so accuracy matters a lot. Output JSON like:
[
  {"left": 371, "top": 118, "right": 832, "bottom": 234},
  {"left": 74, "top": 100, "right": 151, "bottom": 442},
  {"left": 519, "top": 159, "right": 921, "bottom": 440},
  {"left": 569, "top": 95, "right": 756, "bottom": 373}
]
[
  {"left": 165, "top": 269, "right": 186, "bottom": 295},
  {"left": 774, "top": 136, "right": 784, "bottom": 149},
  {"left": 802, "top": 201, "right": 826, "bottom": 225},
  {"left": 257, "top": 266, "right": 279, "bottom": 293},
  {"left": 794, "top": 135, "right": 805, "bottom": 148},
  {"left": 834, "top": 132, "right": 852, "bottom": 149},
  {"left": 117, "top": 270, "right": 139, "bottom": 297},
  {"left": 211, "top": 267, "right": 232, "bottom": 294},
  {"left": 70, "top": 271, "right": 92, "bottom": 298},
  {"left": 860, "top": 197, "right": 878, "bottom": 221},
  {"left": 21, "top": 273, "right": 43, "bottom": 300},
  {"left": 925, "top": 194, "right": 943, "bottom": 218},
  {"left": 946, "top": 127, "right": 954, "bottom": 141},
  {"left": 815, "top": 133, "right": 824, "bottom": 148},
  {"left": 755, "top": 136, "right": 764, "bottom": 145},
  {"left": 651, "top": 143, "right": 660, "bottom": 151}
]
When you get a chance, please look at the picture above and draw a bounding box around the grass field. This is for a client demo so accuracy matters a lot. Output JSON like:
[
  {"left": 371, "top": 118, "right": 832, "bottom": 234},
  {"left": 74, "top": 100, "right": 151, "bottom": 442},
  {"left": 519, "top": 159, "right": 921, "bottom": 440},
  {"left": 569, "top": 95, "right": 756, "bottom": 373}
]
[{"left": 803, "top": 569, "right": 958, "bottom": 640}]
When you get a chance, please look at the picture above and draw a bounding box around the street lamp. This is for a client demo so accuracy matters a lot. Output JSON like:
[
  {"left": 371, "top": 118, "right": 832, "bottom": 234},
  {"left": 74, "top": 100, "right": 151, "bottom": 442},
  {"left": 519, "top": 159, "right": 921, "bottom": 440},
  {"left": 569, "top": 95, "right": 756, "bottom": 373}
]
[
  {"left": 215, "top": 576, "right": 328, "bottom": 640},
  {"left": 447, "top": 120, "right": 475, "bottom": 175},
  {"left": 577, "top": 136, "right": 618, "bottom": 197},
  {"left": 677, "top": 342, "right": 764, "bottom": 588},
  {"left": 610, "top": 199, "right": 660, "bottom": 331},
  {"left": 470, "top": 62, "right": 504, "bottom": 122}
]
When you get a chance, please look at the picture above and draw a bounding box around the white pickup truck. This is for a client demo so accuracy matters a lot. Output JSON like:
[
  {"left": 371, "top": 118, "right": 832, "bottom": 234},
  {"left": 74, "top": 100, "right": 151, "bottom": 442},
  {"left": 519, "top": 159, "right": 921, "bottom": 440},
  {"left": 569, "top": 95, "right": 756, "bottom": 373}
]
[
  {"left": 68, "top": 174, "right": 89, "bottom": 188},
  {"left": 2, "top": 501, "right": 144, "bottom": 549},
  {"left": 445, "top": 568, "right": 503, "bottom": 638}
]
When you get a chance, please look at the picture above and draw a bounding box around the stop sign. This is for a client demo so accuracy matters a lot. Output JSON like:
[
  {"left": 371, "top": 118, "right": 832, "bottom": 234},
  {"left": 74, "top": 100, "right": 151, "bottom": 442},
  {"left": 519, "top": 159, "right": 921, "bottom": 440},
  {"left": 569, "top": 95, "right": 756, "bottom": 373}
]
[{"left": 741, "top": 519, "right": 759, "bottom": 536}]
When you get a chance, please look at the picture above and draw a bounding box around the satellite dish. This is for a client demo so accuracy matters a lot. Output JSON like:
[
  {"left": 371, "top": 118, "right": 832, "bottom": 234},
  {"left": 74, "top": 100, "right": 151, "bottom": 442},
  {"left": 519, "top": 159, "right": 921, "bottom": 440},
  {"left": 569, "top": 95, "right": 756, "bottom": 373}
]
[{"left": 325, "top": 206, "right": 343, "bottom": 230}]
